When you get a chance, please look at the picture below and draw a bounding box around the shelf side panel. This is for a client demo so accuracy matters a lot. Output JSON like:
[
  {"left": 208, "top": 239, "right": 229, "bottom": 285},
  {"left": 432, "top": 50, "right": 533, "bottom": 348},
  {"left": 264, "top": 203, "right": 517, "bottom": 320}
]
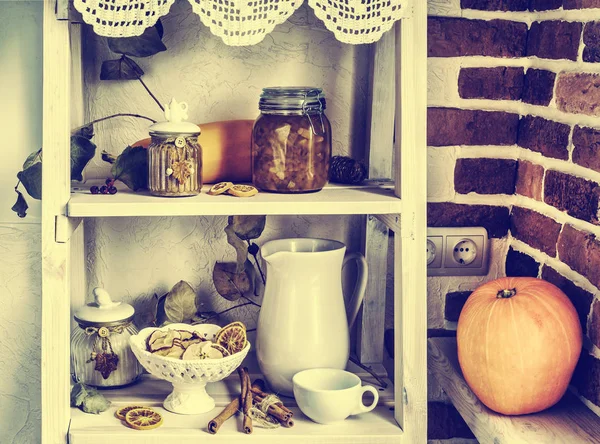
[
  {"left": 395, "top": 0, "right": 428, "bottom": 440},
  {"left": 42, "top": 3, "right": 72, "bottom": 443},
  {"left": 357, "top": 29, "right": 396, "bottom": 364},
  {"left": 70, "top": 24, "right": 87, "bottom": 328}
]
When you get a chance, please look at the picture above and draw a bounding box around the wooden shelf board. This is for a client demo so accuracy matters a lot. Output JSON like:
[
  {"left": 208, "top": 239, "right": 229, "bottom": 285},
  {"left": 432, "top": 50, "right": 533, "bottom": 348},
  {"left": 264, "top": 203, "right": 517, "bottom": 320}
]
[
  {"left": 69, "top": 360, "right": 401, "bottom": 444},
  {"left": 67, "top": 181, "right": 401, "bottom": 217},
  {"left": 69, "top": 404, "right": 401, "bottom": 444},
  {"left": 428, "top": 337, "right": 600, "bottom": 444}
]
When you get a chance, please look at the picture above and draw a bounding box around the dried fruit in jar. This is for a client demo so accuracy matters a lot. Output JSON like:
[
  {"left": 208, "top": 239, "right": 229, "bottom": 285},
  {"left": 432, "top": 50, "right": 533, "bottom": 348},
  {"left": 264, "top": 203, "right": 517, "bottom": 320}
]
[{"left": 252, "top": 114, "right": 331, "bottom": 193}]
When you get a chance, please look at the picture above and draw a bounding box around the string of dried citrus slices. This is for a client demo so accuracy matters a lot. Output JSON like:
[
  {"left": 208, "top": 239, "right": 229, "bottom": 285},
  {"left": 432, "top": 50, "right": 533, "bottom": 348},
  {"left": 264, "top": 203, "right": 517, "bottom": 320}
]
[
  {"left": 208, "top": 182, "right": 258, "bottom": 197},
  {"left": 115, "top": 406, "right": 164, "bottom": 430},
  {"left": 145, "top": 322, "right": 248, "bottom": 360}
]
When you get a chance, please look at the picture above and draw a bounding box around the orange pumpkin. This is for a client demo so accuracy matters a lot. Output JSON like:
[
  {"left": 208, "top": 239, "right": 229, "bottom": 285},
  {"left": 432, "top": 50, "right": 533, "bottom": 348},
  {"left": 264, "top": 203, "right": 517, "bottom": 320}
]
[
  {"left": 457, "top": 277, "right": 582, "bottom": 415},
  {"left": 133, "top": 119, "right": 253, "bottom": 184}
]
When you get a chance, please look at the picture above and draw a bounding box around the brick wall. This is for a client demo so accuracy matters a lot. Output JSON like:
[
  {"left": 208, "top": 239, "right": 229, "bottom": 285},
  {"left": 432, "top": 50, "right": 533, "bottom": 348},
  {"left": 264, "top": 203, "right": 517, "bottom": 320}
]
[{"left": 428, "top": 0, "right": 600, "bottom": 440}]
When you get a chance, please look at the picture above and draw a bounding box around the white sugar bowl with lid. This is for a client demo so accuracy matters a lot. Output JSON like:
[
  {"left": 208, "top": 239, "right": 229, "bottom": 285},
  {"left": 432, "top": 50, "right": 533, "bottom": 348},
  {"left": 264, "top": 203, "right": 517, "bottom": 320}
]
[{"left": 71, "top": 288, "right": 143, "bottom": 388}]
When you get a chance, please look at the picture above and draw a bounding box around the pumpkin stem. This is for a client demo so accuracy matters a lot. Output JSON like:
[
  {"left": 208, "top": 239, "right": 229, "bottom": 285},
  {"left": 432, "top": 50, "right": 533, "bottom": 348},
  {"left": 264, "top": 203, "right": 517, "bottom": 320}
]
[{"left": 497, "top": 288, "right": 517, "bottom": 299}]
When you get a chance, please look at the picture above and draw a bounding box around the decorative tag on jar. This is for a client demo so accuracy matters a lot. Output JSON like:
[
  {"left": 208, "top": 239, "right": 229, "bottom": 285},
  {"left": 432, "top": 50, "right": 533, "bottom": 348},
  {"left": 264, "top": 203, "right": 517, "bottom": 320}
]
[
  {"left": 93, "top": 352, "right": 119, "bottom": 379},
  {"left": 170, "top": 159, "right": 194, "bottom": 184},
  {"left": 84, "top": 323, "right": 130, "bottom": 379}
]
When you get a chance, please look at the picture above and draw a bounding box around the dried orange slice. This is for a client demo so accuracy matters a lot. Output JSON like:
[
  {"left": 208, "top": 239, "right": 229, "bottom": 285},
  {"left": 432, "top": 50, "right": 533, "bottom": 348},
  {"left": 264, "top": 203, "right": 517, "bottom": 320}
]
[
  {"left": 227, "top": 185, "right": 258, "bottom": 198},
  {"left": 125, "top": 408, "right": 163, "bottom": 430},
  {"left": 208, "top": 182, "right": 234, "bottom": 195},
  {"left": 210, "top": 343, "right": 230, "bottom": 358},
  {"left": 215, "top": 322, "right": 247, "bottom": 354},
  {"left": 115, "top": 405, "right": 146, "bottom": 421}
]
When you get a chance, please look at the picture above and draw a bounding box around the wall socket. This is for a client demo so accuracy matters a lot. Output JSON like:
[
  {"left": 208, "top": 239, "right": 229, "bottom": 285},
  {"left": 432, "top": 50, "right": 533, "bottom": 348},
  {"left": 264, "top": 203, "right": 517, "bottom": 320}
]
[{"left": 427, "top": 227, "right": 489, "bottom": 276}]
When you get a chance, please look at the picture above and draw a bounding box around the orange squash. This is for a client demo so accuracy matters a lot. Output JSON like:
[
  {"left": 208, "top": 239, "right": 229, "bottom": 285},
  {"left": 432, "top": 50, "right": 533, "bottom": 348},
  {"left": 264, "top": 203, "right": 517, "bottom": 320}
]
[
  {"left": 133, "top": 119, "right": 253, "bottom": 184},
  {"left": 457, "top": 277, "right": 582, "bottom": 415}
]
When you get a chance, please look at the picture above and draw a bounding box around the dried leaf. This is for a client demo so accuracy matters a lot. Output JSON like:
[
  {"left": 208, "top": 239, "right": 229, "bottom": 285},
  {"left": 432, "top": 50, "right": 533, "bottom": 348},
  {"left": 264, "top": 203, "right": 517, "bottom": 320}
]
[
  {"left": 81, "top": 392, "right": 111, "bottom": 414},
  {"left": 71, "top": 135, "right": 97, "bottom": 181},
  {"left": 225, "top": 224, "right": 248, "bottom": 273},
  {"left": 101, "top": 150, "right": 117, "bottom": 165},
  {"left": 11, "top": 190, "right": 28, "bottom": 218},
  {"left": 213, "top": 262, "right": 253, "bottom": 301},
  {"left": 73, "top": 123, "right": 94, "bottom": 140},
  {"left": 17, "top": 163, "right": 42, "bottom": 200},
  {"left": 22, "top": 148, "right": 42, "bottom": 170},
  {"left": 107, "top": 22, "right": 166, "bottom": 57},
  {"left": 164, "top": 281, "right": 197, "bottom": 323},
  {"left": 155, "top": 19, "right": 164, "bottom": 39},
  {"left": 71, "top": 383, "right": 111, "bottom": 414},
  {"left": 111, "top": 146, "right": 148, "bottom": 191},
  {"left": 228, "top": 215, "right": 266, "bottom": 241},
  {"left": 136, "top": 293, "right": 159, "bottom": 328},
  {"left": 17, "top": 132, "right": 95, "bottom": 204},
  {"left": 156, "top": 293, "right": 168, "bottom": 326},
  {"left": 70, "top": 383, "right": 91, "bottom": 408},
  {"left": 100, "top": 57, "right": 144, "bottom": 81},
  {"left": 192, "top": 311, "right": 218, "bottom": 324}
]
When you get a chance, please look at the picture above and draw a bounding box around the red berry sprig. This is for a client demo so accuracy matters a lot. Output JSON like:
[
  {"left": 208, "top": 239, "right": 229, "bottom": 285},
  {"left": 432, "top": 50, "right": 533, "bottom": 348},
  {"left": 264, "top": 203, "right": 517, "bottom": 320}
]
[{"left": 90, "top": 179, "right": 118, "bottom": 195}]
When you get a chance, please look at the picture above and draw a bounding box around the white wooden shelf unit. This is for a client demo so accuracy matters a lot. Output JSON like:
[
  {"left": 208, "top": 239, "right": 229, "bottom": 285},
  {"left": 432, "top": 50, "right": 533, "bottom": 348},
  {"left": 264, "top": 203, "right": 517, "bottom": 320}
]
[{"left": 41, "top": 0, "right": 427, "bottom": 442}]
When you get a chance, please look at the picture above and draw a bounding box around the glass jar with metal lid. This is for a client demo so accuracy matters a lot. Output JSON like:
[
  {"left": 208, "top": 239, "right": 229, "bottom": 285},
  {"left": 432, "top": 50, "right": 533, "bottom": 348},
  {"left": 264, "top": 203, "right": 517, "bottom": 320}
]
[
  {"left": 71, "top": 287, "right": 142, "bottom": 388},
  {"left": 252, "top": 87, "right": 332, "bottom": 193},
  {"left": 148, "top": 98, "right": 202, "bottom": 197}
]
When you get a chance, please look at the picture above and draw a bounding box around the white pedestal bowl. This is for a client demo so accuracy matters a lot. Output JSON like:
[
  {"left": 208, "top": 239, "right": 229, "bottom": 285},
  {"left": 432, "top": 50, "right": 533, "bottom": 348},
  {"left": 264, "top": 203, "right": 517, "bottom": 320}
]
[{"left": 130, "top": 323, "right": 250, "bottom": 414}]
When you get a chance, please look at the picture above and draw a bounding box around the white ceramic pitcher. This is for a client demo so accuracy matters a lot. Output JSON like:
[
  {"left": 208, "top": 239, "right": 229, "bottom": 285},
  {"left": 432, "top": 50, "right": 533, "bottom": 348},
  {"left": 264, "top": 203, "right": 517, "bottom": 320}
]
[{"left": 256, "top": 238, "right": 368, "bottom": 396}]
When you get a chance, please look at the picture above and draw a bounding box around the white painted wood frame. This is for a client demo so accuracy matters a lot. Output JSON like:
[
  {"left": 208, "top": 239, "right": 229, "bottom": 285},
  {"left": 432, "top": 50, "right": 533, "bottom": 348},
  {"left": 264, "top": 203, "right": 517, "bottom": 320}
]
[
  {"left": 42, "top": 0, "right": 72, "bottom": 441},
  {"left": 41, "top": 0, "right": 428, "bottom": 441},
  {"left": 357, "top": 29, "right": 395, "bottom": 364},
  {"left": 394, "top": 0, "right": 428, "bottom": 441}
]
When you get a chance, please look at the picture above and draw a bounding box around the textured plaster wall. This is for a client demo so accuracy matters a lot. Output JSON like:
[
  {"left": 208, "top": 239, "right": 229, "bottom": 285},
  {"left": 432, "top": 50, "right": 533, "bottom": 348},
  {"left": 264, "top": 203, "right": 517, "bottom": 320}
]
[
  {"left": 82, "top": 1, "right": 369, "bottom": 178},
  {"left": 81, "top": 2, "right": 370, "bottom": 329},
  {"left": 0, "top": 2, "right": 43, "bottom": 443}
]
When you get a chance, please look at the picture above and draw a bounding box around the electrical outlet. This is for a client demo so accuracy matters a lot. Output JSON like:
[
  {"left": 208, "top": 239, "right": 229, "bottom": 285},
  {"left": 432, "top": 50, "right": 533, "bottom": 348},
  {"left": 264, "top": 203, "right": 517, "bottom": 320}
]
[
  {"left": 427, "top": 236, "right": 443, "bottom": 268},
  {"left": 427, "top": 227, "right": 489, "bottom": 276}
]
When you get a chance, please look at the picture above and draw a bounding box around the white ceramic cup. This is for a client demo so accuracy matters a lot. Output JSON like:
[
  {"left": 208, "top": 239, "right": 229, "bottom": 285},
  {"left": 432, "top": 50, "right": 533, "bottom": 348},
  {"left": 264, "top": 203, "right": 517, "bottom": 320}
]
[{"left": 292, "top": 368, "right": 379, "bottom": 424}]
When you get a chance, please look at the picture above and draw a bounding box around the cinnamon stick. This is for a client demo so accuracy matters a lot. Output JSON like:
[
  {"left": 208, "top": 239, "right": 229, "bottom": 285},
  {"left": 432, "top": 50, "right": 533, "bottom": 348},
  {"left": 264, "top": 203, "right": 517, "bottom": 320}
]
[
  {"left": 251, "top": 379, "right": 294, "bottom": 415},
  {"left": 238, "top": 367, "right": 253, "bottom": 434},
  {"left": 250, "top": 385, "right": 294, "bottom": 416},
  {"left": 207, "top": 397, "right": 240, "bottom": 434},
  {"left": 252, "top": 393, "right": 293, "bottom": 422},
  {"left": 279, "top": 418, "right": 295, "bottom": 428}
]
